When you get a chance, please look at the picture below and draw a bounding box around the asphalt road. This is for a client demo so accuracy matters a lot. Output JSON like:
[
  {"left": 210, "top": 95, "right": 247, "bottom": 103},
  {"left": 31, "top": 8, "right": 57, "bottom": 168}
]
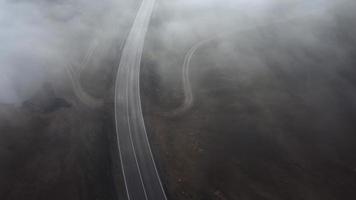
[
  {"left": 114, "top": 0, "right": 167, "bottom": 199},
  {"left": 1, "top": 0, "right": 356, "bottom": 199}
]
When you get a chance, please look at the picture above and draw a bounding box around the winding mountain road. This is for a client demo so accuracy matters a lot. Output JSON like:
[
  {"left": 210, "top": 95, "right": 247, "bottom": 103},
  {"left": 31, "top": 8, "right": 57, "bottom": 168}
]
[
  {"left": 112, "top": 1, "right": 333, "bottom": 199},
  {"left": 114, "top": 0, "right": 167, "bottom": 199},
  {"left": 65, "top": 63, "right": 103, "bottom": 108},
  {"left": 171, "top": 3, "right": 332, "bottom": 116}
]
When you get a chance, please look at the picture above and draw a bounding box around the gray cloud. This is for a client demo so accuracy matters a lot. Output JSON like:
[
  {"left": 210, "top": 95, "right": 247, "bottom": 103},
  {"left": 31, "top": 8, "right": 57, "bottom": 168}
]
[{"left": 0, "top": 0, "right": 138, "bottom": 104}]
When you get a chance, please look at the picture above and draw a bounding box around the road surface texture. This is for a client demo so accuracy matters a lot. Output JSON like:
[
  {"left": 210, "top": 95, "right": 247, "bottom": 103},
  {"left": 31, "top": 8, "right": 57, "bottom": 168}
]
[{"left": 114, "top": 0, "right": 167, "bottom": 199}]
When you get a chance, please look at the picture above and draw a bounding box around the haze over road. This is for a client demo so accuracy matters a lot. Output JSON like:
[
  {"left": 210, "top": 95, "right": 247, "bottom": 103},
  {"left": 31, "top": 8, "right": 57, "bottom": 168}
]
[
  {"left": 114, "top": 0, "right": 167, "bottom": 199},
  {"left": 172, "top": 2, "right": 332, "bottom": 116},
  {"left": 1, "top": 0, "right": 356, "bottom": 199}
]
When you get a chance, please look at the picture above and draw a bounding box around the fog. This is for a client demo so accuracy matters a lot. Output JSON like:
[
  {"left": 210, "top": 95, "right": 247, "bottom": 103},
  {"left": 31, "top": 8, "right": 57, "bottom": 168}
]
[
  {"left": 1, "top": 0, "right": 354, "bottom": 106},
  {"left": 0, "top": 0, "right": 138, "bottom": 105},
  {"left": 142, "top": 0, "right": 356, "bottom": 110},
  {"left": 145, "top": 0, "right": 345, "bottom": 79},
  {"left": 1, "top": 0, "right": 356, "bottom": 199},
  {"left": 140, "top": 0, "right": 356, "bottom": 199}
]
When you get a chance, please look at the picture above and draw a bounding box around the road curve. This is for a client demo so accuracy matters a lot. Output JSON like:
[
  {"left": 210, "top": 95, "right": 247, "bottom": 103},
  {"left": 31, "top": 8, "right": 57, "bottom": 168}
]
[
  {"left": 171, "top": 4, "right": 332, "bottom": 116},
  {"left": 65, "top": 63, "right": 103, "bottom": 108},
  {"left": 168, "top": 37, "right": 215, "bottom": 116},
  {"left": 62, "top": 37, "right": 103, "bottom": 108},
  {"left": 114, "top": 0, "right": 167, "bottom": 199}
]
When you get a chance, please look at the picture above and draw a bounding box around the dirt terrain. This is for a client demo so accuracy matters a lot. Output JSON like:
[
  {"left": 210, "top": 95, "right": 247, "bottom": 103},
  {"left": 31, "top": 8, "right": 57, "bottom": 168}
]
[{"left": 141, "top": 4, "right": 356, "bottom": 199}]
